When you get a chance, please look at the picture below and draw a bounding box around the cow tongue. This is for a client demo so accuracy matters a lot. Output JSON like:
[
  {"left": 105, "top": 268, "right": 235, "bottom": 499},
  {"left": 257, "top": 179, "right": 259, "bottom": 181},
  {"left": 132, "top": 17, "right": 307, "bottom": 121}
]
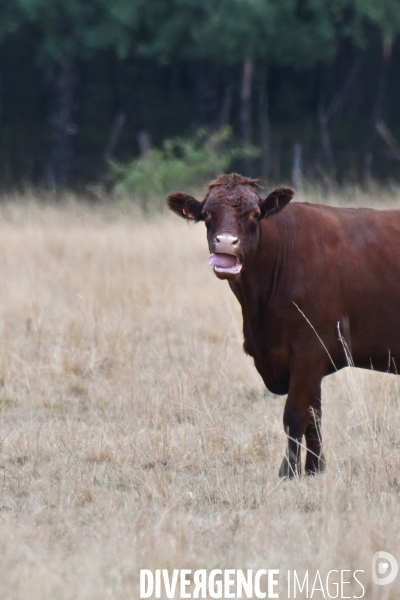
[{"left": 209, "top": 253, "right": 237, "bottom": 268}]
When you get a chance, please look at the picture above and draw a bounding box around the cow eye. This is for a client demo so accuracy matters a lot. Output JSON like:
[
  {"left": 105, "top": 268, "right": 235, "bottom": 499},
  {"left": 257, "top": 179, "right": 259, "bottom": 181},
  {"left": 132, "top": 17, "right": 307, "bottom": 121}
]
[
  {"left": 202, "top": 211, "right": 210, "bottom": 220},
  {"left": 252, "top": 211, "right": 261, "bottom": 219}
]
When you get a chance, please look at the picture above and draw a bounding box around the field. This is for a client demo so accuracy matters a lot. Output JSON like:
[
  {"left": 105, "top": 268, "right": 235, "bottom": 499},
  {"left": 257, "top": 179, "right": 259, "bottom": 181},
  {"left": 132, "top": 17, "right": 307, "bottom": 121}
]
[{"left": 0, "top": 187, "right": 400, "bottom": 599}]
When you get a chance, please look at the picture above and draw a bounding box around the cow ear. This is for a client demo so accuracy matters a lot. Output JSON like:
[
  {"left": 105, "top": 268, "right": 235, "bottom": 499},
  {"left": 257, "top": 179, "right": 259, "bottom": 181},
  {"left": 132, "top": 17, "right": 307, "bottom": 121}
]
[
  {"left": 259, "top": 187, "right": 295, "bottom": 219},
  {"left": 167, "top": 192, "right": 204, "bottom": 221}
]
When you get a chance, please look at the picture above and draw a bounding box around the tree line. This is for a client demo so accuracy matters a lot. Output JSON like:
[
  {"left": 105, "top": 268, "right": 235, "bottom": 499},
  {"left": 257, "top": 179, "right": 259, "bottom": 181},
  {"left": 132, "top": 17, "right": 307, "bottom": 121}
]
[{"left": 1, "top": 0, "right": 400, "bottom": 189}]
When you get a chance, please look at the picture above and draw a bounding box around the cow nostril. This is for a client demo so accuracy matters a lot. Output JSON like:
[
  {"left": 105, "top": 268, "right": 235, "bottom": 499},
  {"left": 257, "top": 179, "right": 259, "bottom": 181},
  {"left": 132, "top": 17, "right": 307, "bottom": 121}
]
[{"left": 214, "top": 234, "right": 238, "bottom": 248}]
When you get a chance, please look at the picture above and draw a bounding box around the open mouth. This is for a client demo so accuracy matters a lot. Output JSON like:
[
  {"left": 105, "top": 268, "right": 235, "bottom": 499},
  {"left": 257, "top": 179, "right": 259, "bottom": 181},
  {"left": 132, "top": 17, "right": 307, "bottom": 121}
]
[{"left": 209, "top": 253, "right": 243, "bottom": 275}]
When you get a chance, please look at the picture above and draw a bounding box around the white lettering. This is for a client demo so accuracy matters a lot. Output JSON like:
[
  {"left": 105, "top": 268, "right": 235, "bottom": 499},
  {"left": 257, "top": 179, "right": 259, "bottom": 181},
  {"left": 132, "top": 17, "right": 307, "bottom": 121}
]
[
  {"left": 341, "top": 570, "right": 351, "bottom": 598},
  {"left": 140, "top": 570, "right": 153, "bottom": 598},
  {"left": 353, "top": 570, "right": 365, "bottom": 598},
  {"left": 311, "top": 571, "right": 325, "bottom": 598},
  {"left": 237, "top": 570, "right": 253, "bottom": 598},
  {"left": 268, "top": 570, "right": 279, "bottom": 598},
  {"left": 181, "top": 569, "right": 191, "bottom": 598},
  {"left": 254, "top": 569, "right": 267, "bottom": 599},
  {"left": 193, "top": 569, "right": 207, "bottom": 598},
  {"left": 162, "top": 570, "right": 179, "bottom": 599},
  {"left": 326, "top": 570, "right": 339, "bottom": 598},
  {"left": 155, "top": 570, "right": 161, "bottom": 598},
  {"left": 294, "top": 571, "right": 308, "bottom": 597},
  {"left": 209, "top": 569, "right": 223, "bottom": 599},
  {"left": 224, "top": 569, "right": 236, "bottom": 598},
  {"left": 141, "top": 567, "right": 363, "bottom": 599}
]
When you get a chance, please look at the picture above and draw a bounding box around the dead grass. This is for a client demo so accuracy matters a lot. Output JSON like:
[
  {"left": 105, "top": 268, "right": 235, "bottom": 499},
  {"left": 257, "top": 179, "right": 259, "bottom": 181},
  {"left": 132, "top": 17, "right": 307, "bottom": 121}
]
[{"left": 0, "top": 189, "right": 399, "bottom": 598}]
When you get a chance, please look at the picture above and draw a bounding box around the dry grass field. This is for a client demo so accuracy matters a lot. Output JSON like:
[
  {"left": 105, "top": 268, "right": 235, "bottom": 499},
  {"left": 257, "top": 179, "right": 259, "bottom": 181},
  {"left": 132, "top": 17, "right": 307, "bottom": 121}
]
[{"left": 0, "top": 187, "right": 400, "bottom": 599}]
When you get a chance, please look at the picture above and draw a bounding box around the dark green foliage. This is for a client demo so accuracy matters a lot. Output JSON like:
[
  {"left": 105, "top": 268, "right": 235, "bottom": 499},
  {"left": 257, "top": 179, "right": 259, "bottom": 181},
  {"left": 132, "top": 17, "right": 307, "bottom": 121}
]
[
  {"left": 140, "top": 0, "right": 341, "bottom": 65},
  {"left": 1, "top": 0, "right": 400, "bottom": 187},
  {"left": 111, "top": 128, "right": 259, "bottom": 205},
  {"left": 1, "top": 0, "right": 144, "bottom": 63}
]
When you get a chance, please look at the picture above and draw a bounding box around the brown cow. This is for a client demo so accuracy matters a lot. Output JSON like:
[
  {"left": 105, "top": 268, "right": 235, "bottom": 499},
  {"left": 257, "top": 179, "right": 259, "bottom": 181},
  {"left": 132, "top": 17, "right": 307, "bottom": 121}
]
[{"left": 167, "top": 173, "right": 400, "bottom": 477}]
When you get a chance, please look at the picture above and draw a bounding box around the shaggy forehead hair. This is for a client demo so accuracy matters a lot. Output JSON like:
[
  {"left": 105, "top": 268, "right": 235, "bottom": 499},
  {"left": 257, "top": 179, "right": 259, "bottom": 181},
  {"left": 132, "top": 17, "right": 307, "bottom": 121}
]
[
  {"left": 207, "top": 173, "right": 261, "bottom": 190},
  {"left": 205, "top": 173, "right": 261, "bottom": 209}
]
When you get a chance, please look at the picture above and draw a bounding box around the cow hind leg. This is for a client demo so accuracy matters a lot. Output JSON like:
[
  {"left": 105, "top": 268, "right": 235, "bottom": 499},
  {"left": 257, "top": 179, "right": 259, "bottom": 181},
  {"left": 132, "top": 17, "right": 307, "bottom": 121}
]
[
  {"left": 304, "top": 393, "right": 325, "bottom": 475},
  {"left": 278, "top": 403, "right": 305, "bottom": 479}
]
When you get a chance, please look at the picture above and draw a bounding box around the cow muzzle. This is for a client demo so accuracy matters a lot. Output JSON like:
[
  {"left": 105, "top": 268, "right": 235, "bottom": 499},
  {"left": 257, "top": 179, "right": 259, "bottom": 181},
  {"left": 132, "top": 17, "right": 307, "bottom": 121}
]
[{"left": 209, "top": 233, "right": 242, "bottom": 277}]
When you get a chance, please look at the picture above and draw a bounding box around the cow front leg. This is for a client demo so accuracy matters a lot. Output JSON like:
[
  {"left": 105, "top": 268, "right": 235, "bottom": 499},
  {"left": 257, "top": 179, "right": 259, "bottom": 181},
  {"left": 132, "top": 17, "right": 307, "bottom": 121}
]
[
  {"left": 278, "top": 402, "right": 304, "bottom": 478},
  {"left": 304, "top": 391, "right": 325, "bottom": 475},
  {"left": 278, "top": 374, "right": 323, "bottom": 479}
]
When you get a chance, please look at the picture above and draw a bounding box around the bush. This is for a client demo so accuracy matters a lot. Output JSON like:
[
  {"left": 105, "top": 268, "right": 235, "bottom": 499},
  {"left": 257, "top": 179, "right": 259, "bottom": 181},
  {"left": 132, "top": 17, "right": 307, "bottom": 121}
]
[{"left": 111, "top": 128, "right": 259, "bottom": 209}]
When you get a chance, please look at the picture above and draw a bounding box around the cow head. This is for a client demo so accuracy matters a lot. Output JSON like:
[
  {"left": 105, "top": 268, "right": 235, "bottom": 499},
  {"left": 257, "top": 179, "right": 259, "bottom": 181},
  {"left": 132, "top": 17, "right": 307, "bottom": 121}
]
[{"left": 167, "top": 173, "right": 295, "bottom": 281}]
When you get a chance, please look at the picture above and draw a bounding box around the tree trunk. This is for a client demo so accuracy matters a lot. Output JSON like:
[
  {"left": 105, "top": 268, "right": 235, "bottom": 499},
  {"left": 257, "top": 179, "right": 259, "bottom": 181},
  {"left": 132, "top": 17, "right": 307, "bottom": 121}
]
[
  {"left": 292, "top": 143, "right": 303, "bottom": 193},
  {"left": 219, "top": 83, "right": 233, "bottom": 130},
  {"left": 258, "top": 64, "right": 271, "bottom": 181},
  {"left": 137, "top": 130, "right": 152, "bottom": 157},
  {"left": 318, "top": 106, "right": 336, "bottom": 179},
  {"left": 103, "top": 112, "right": 126, "bottom": 163},
  {"left": 194, "top": 61, "right": 219, "bottom": 128},
  {"left": 47, "top": 63, "right": 80, "bottom": 188},
  {"left": 240, "top": 57, "right": 253, "bottom": 175},
  {"left": 363, "top": 39, "right": 392, "bottom": 184},
  {"left": 318, "top": 54, "right": 362, "bottom": 181}
]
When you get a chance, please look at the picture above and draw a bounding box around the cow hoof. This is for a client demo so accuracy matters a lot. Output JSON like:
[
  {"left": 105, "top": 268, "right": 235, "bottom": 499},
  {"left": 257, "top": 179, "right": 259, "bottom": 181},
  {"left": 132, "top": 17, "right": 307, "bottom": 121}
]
[
  {"left": 279, "top": 456, "right": 289, "bottom": 478},
  {"left": 278, "top": 456, "right": 299, "bottom": 479},
  {"left": 305, "top": 453, "right": 326, "bottom": 475}
]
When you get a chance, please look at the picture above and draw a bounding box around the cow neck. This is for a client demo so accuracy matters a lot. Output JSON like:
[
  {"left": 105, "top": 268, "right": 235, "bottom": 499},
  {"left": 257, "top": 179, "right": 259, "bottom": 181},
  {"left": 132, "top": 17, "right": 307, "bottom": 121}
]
[
  {"left": 237, "top": 216, "right": 285, "bottom": 304},
  {"left": 229, "top": 215, "right": 287, "bottom": 357}
]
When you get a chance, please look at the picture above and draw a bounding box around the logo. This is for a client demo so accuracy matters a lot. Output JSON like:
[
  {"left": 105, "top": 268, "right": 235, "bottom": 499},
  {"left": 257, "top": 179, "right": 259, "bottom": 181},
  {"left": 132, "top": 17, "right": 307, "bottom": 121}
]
[{"left": 372, "top": 551, "right": 398, "bottom": 586}]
